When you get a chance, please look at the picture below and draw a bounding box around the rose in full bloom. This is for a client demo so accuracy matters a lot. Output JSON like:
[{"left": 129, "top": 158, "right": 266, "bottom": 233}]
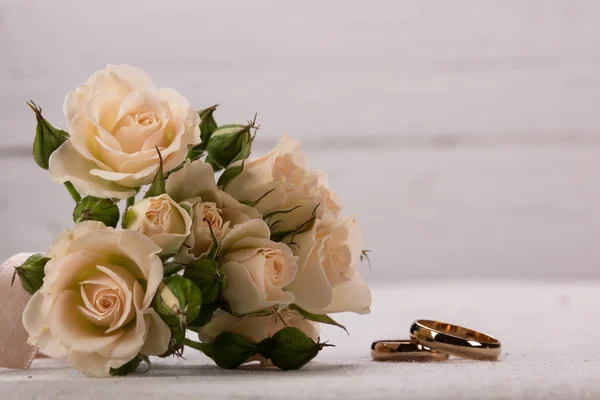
[
  {"left": 123, "top": 194, "right": 192, "bottom": 256},
  {"left": 199, "top": 308, "right": 319, "bottom": 344},
  {"left": 165, "top": 159, "right": 259, "bottom": 261},
  {"left": 49, "top": 64, "right": 200, "bottom": 199},
  {"left": 286, "top": 214, "right": 371, "bottom": 314},
  {"left": 22, "top": 221, "right": 171, "bottom": 377},
  {"left": 224, "top": 135, "right": 342, "bottom": 217},
  {"left": 218, "top": 219, "right": 298, "bottom": 315}
]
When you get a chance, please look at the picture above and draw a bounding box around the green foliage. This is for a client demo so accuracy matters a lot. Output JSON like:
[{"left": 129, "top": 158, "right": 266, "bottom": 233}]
[
  {"left": 12, "top": 253, "right": 49, "bottom": 295},
  {"left": 73, "top": 196, "right": 120, "bottom": 228},
  {"left": 28, "top": 101, "right": 69, "bottom": 170}
]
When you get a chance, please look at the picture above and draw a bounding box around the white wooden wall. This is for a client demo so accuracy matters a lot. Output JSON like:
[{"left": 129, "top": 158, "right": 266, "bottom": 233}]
[{"left": 1, "top": 0, "right": 599, "bottom": 280}]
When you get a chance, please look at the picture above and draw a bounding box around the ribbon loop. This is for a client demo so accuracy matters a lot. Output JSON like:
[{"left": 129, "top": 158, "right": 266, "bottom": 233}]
[{"left": 0, "top": 253, "right": 38, "bottom": 369}]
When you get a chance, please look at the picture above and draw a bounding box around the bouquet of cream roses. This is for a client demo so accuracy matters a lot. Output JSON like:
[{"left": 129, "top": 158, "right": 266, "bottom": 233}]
[{"left": 13, "top": 65, "right": 371, "bottom": 377}]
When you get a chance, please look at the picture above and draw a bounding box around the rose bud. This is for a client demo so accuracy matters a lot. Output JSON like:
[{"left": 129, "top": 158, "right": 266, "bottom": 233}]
[
  {"left": 27, "top": 101, "right": 69, "bottom": 170},
  {"left": 205, "top": 123, "right": 253, "bottom": 170},
  {"left": 12, "top": 253, "right": 49, "bottom": 295},
  {"left": 123, "top": 194, "right": 192, "bottom": 256},
  {"left": 210, "top": 331, "right": 259, "bottom": 369},
  {"left": 72, "top": 196, "right": 120, "bottom": 228},
  {"left": 154, "top": 276, "right": 202, "bottom": 328},
  {"left": 183, "top": 259, "right": 227, "bottom": 304},
  {"left": 258, "top": 327, "right": 333, "bottom": 371}
]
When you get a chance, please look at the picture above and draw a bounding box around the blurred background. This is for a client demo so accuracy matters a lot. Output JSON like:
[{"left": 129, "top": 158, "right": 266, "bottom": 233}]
[{"left": 0, "top": 0, "right": 598, "bottom": 281}]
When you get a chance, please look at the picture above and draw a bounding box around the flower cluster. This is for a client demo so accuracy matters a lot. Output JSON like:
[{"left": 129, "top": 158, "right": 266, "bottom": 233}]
[{"left": 16, "top": 65, "right": 371, "bottom": 377}]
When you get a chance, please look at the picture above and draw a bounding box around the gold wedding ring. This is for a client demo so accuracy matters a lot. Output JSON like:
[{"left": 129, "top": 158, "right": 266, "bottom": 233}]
[
  {"left": 410, "top": 320, "right": 501, "bottom": 361},
  {"left": 371, "top": 339, "right": 449, "bottom": 362}
]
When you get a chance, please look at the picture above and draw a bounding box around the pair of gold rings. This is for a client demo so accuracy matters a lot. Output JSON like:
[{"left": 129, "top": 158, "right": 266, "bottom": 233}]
[{"left": 371, "top": 320, "right": 501, "bottom": 362}]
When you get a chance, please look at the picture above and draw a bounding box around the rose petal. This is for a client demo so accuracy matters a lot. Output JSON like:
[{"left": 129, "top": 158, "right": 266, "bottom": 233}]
[
  {"left": 139, "top": 309, "right": 171, "bottom": 356},
  {"left": 286, "top": 245, "right": 334, "bottom": 312},
  {"left": 48, "top": 140, "right": 136, "bottom": 199},
  {"left": 310, "top": 270, "right": 372, "bottom": 315},
  {"left": 22, "top": 292, "right": 69, "bottom": 359},
  {"left": 46, "top": 221, "right": 108, "bottom": 259},
  {"left": 165, "top": 159, "right": 217, "bottom": 203},
  {"left": 48, "top": 290, "right": 124, "bottom": 352}
]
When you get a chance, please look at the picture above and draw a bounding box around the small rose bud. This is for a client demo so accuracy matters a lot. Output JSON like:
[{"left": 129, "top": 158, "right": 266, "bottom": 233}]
[
  {"left": 199, "top": 104, "right": 219, "bottom": 144},
  {"left": 123, "top": 194, "right": 192, "bottom": 256},
  {"left": 27, "top": 101, "right": 69, "bottom": 170},
  {"left": 73, "top": 196, "right": 120, "bottom": 228},
  {"left": 183, "top": 259, "right": 226, "bottom": 304},
  {"left": 258, "top": 327, "right": 333, "bottom": 371},
  {"left": 154, "top": 276, "right": 202, "bottom": 328},
  {"left": 205, "top": 122, "right": 253, "bottom": 170},
  {"left": 13, "top": 253, "right": 49, "bottom": 295},
  {"left": 210, "top": 331, "right": 259, "bottom": 369}
]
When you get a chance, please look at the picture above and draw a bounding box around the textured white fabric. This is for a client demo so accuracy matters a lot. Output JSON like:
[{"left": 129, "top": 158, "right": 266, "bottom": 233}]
[{"left": 1, "top": 282, "right": 599, "bottom": 399}]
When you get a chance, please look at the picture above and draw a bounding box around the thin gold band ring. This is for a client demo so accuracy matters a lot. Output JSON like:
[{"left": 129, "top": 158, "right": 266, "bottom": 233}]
[
  {"left": 410, "top": 320, "right": 501, "bottom": 361},
  {"left": 371, "top": 339, "right": 450, "bottom": 362}
]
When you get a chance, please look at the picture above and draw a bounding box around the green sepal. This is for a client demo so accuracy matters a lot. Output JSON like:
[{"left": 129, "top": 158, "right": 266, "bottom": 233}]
[
  {"left": 205, "top": 154, "right": 222, "bottom": 172},
  {"left": 154, "top": 276, "right": 202, "bottom": 327},
  {"left": 162, "top": 259, "right": 185, "bottom": 276},
  {"left": 12, "top": 253, "right": 49, "bottom": 295},
  {"left": 109, "top": 356, "right": 142, "bottom": 376},
  {"left": 259, "top": 327, "right": 333, "bottom": 371},
  {"left": 187, "top": 145, "right": 205, "bottom": 162},
  {"left": 199, "top": 104, "right": 219, "bottom": 143},
  {"left": 73, "top": 196, "right": 120, "bottom": 228},
  {"left": 217, "top": 162, "right": 243, "bottom": 189},
  {"left": 205, "top": 122, "right": 253, "bottom": 169},
  {"left": 289, "top": 304, "right": 348, "bottom": 334},
  {"left": 211, "top": 331, "right": 259, "bottom": 369},
  {"left": 28, "top": 101, "right": 69, "bottom": 170},
  {"left": 188, "top": 301, "right": 220, "bottom": 328},
  {"left": 269, "top": 205, "right": 319, "bottom": 242},
  {"left": 183, "top": 259, "right": 226, "bottom": 304},
  {"left": 160, "top": 325, "right": 186, "bottom": 358},
  {"left": 144, "top": 148, "right": 166, "bottom": 199}
]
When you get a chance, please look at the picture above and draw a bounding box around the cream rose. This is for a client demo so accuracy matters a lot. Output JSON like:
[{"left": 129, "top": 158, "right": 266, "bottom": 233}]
[
  {"left": 286, "top": 214, "right": 371, "bottom": 315},
  {"left": 199, "top": 308, "right": 319, "bottom": 344},
  {"left": 219, "top": 219, "right": 298, "bottom": 315},
  {"left": 123, "top": 194, "right": 192, "bottom": 256},
  {"left": 49, "top": 64, "right": 200, "bottom": 199},
  {"left": 224, "top": 135, "right": 341, "bottom": 216},
  {"left": 165, "top": 159, "right": 259, "bottom": 261},
  {"left": 22, "top": 221, "right": 171, "bottom": 377}
]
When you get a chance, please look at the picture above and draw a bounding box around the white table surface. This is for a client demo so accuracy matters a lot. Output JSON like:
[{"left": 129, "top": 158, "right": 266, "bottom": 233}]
[{"left": 2, "top": 282, "right": 599, "bottom": 399}]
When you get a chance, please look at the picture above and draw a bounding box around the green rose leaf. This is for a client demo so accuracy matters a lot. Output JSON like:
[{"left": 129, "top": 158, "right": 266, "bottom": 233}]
[
  {"left": 211, "top": 331, "right": 259, "bottom": 369},
  {"left": 259, "top": 327, "right": 333, "bottom": 371},
  {"left": 289, "top": 304, "right": 348, "bottom": 334},
  {"left": 12, "top": 253, "right": 49, "bottom": 295},
  {"left": 183, "top": 259, "right": 226, "bottom": 304},
  {"left": 28, "top": 101, "right": 69, "bottom": 170},
  {"left": 73, "top": 196, "right": 120, "bottom": 228}
]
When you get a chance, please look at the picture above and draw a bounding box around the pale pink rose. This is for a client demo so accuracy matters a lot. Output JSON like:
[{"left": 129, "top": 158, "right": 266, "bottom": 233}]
[
  {"left": 49, "top": 64, "right": 200, "bottom": 199},
  {"left": 123, "top": 194, "right": 192, "bottom": 256},
  {"left": 165, "top": 159, "right": 259, "bottom": 261},
  {"left": 219, "top": 219, "right": 298, "bottom": 315},
  {"left": 22, "top": 221, "right": 171, "bottom": 377}
]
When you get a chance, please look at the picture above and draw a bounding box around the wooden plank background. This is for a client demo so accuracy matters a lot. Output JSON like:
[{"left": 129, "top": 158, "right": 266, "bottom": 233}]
[{"left": 0, "top": 0, "right": 599, "bottom": 280}]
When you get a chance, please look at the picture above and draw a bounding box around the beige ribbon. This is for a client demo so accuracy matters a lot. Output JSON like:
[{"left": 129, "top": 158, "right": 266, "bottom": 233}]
[{"left": 0, "top": 253, "right": 38, "bottom": 369}]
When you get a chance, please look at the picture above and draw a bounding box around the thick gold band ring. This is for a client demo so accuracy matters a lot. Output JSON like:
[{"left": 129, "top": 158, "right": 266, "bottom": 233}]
[
  {"left": 410, "top": 320, "right": 501, "bottom": 361},
  {"left": 371, "top": 339, "right": 450, "bottom": 362}
]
